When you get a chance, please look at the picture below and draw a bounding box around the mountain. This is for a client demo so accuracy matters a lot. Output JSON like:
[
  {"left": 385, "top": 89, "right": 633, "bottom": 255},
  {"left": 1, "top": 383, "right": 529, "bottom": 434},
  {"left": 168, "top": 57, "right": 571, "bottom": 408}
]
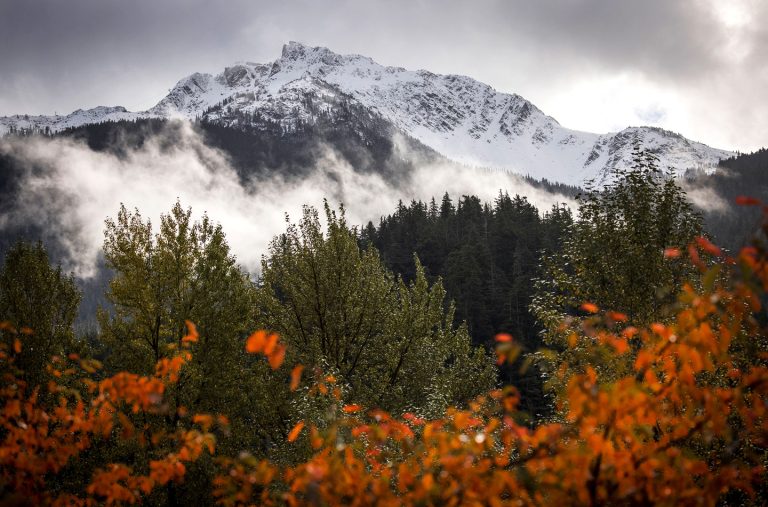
[{"left": 0, "top": 42, "right": 732, "bottom": 186}]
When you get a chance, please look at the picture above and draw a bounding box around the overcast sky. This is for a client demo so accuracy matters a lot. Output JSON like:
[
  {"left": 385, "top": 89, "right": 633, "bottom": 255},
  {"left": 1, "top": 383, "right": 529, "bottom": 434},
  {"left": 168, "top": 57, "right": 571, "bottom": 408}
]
[{"left": 1, "top": 0, "right": 765, "bottom": 152}]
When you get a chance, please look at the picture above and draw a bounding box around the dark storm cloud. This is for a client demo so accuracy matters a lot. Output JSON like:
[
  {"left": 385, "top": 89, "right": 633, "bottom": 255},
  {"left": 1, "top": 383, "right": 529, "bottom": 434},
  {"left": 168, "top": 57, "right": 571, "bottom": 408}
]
[{"left": 0, "top": 0, "right": 765, "bottom": 150}]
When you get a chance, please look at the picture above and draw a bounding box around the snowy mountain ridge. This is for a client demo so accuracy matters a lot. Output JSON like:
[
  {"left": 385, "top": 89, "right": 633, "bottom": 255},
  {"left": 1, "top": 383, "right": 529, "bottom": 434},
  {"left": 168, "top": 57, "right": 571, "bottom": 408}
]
[{"left": 0, "top": 42, "right": 733, "bottom": 186}]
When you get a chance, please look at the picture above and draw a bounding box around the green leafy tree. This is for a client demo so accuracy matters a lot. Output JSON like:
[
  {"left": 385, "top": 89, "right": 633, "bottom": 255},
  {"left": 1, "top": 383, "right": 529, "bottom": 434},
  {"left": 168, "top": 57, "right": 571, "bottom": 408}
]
[
  {"left": 0, "top": 241, "right": 81, "bottom": 387},
  {"left": 256, "top": 203, "right": 495, "bottom": 418},
  {"left": 97, "top": 201, "right": 268, "bottom": 503},
  {"left": 532, "top": 148, "right": 703, "bottom": 391}
]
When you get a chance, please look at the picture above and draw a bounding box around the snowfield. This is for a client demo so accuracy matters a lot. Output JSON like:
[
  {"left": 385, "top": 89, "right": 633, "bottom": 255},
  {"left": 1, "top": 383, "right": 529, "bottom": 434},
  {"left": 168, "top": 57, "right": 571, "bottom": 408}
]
[{"left": 0, "top": 42, "right": 733, "bottom": 186}]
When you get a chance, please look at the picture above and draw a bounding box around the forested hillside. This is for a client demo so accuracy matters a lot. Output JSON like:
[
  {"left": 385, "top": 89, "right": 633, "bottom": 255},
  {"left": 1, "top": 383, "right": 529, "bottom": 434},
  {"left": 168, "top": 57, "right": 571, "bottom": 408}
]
[
  {"left": 687, "top": 148, "right": 768, "bottom": 250},
  {"left": 0, "top": 145, "right": 766, "bottom": 504}
]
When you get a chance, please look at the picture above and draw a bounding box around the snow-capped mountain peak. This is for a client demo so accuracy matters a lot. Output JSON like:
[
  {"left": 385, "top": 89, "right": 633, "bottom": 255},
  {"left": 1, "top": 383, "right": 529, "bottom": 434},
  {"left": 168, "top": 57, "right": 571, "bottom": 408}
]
[{"left": 0, "top": 42, "right": 733, "bottom": 186}]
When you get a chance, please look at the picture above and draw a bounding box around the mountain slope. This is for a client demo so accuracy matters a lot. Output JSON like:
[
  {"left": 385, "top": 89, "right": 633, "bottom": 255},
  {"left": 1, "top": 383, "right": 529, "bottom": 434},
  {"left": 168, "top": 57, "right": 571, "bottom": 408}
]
[{"left": 0, "top": 42, "right": 732, "bottom": 186}]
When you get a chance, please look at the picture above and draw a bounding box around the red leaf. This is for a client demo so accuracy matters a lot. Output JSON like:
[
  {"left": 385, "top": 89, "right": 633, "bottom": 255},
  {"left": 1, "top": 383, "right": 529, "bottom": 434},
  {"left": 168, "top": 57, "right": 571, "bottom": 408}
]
[{"left": 735, "top": 196, "right": 761, "bottom": 206}]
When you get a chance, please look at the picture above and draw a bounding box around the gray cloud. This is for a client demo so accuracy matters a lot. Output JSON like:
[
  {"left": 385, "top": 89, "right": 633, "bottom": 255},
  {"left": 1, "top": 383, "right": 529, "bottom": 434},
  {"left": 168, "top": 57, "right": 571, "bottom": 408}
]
[{"left": 0, "top": 0, "right": 765, "bottom": 151}]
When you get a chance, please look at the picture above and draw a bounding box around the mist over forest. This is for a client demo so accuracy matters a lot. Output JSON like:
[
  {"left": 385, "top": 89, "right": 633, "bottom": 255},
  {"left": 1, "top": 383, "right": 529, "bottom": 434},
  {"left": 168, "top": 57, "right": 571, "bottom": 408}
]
[
  {"left": 0, "top": 119, "right": 578, "bottom": 278},
  {"left": 1, "top": 1, "right": 767, "bottom": 502}
]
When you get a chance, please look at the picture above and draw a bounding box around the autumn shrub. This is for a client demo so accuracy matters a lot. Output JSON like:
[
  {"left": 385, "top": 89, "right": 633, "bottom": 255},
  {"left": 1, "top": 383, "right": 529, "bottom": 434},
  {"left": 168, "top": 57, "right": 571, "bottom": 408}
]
[
  {"left": 216, "top": 230, "right": 768, "bottom": 506},
  {"left": 0, "top": 321, "right": 225, "bottom": 505},
  {"left": 1, "top": 215, "right": 768, "bottom": 505}
]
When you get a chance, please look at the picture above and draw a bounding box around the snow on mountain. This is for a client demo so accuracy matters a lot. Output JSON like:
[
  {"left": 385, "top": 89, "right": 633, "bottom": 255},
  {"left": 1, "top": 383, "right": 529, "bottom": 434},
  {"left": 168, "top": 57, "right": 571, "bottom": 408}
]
[
  {"left": 0, "top": 106, "right": 155, "bottom": 135},
  {"left": 0, "top": 42, "right": 733, "bottom": 186}
]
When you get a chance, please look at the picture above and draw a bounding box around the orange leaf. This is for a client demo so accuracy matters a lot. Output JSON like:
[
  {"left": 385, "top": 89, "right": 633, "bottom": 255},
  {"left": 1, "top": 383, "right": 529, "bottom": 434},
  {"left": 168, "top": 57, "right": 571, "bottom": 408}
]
[
  {"left": 183, "top": 320, "right": 198, "bottom": 343},
  {"left": 245, "top": 330, "right": 267, "bottom": 353},
  {"left": 695, "top": 236, "right": 722, "bottom": 257},
  {"left": 607, "top": 311, "right": 628, "bottom": 322},
  {"left": 268, "top": 345, "right": 286, "bottom": 370},
  {"left": 611, "top": 337, "right": 629, "bottom": 354},
  {"left": 13, "top": 338, "right": 21, "bottom": 354},
  {"left": 494, "top": 333, "right": 513, "bottom": 343},
  {"left": 263, "top": 332, "right": 279, "bottom": 355},
  {"left": 290, "top": 364, "right": 304, "bottom": 391},
  {"left": 580, "top": 302, "right": 599, "bottom": 314},
  {"left": 688, "top": 243, "right": 702, "bottom": 267},
  {"left": 663, "top": 247, "right": 681, "bottom": 259},
  {"left": 287, "top": 421, "right": 305, "bottom": 442},
  {"left": 622, "top": 327, "right": 638, "bottom": 339},
  {"left": 193, "top": 414, "right": 214, "bottom": 430},
  {"left": 635, "top": 350, "right": 653, "bottom": 371},
  {"left": 342, "top": 404, "right": 362, "bottom": 413}
]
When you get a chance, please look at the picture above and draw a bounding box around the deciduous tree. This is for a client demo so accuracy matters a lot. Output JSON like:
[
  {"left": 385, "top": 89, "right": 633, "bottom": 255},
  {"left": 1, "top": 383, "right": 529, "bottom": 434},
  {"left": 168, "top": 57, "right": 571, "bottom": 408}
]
[
  {"left": 0, "top": 241, "right": 80, "bottom": 387},
  {"left": 256, "top": 203, "right": 495, "bottom": 418}
]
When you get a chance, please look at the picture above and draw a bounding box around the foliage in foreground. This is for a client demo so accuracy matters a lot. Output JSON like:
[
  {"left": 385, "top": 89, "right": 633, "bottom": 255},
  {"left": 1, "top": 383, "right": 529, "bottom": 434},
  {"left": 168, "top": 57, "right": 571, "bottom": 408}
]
[
  {"left": 1, "top": 218, "right": 767, "bottom": 505},
  {"left": 217, "top": 233, "right": 768, "bottom": 506},
  {"left": 532, "top": 150, "right": 704, "bottom": 399}
]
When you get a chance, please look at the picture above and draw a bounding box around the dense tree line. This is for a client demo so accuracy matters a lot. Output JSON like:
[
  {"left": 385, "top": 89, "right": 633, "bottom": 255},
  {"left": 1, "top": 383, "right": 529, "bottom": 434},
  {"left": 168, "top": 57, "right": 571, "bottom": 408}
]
[
  {"left": 685, "top": 148, "right": 768, "bottom": 250},
  {"left": 1, "top": 151, "right": 766, "bottom": 503},
  {"left": 360, "top": 193, "right": 572, "bottom": 416},
  {"left": 362, "top": 194, "right": 572, "bottom": 347},
  {"left": 1, "top": 127, "right": 766, "bottom": 502}
]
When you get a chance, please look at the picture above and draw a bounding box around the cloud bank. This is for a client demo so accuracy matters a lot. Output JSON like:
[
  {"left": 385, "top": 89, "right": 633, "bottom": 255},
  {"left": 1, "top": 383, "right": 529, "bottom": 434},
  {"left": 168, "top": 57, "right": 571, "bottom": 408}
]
[{"left": 0, "top": 122, "right": 573, "bottom": 278}]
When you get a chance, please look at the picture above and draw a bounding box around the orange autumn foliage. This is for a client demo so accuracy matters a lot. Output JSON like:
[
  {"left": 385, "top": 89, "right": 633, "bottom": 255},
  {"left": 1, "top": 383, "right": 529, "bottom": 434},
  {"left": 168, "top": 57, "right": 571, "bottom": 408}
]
[
  {"left": 215, "top": 235, "right": 768, "bottom": 506},
  {"left": 2, "top": 232, "right": 768, "bottom": 505},
  {"left": 0, "top": 321, "right": 220, "bottom": 505},
  {"left": 245, "top": 330, "right": 286, "bottom": 369}
]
